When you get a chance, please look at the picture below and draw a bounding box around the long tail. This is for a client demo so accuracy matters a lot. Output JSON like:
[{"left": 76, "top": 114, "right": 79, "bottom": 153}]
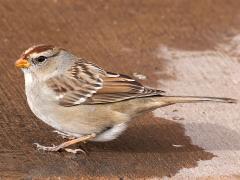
[
  {"left": 119, "top": 95, "right": 237, "bottom": 117},
  {"left": 160, "top": 96, "right": 237, "bottom": 104}
]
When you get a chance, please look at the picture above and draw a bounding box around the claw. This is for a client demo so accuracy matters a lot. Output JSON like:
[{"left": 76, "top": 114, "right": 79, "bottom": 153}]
[
  {"left": 64, "top": 148, "right": 86, "bottom": 154},
  {"left": 33, "top": 143, "right": 60, "bottom": 152},
  {"left": 33, "top": 134, "right": 95, "bottom": 153}
]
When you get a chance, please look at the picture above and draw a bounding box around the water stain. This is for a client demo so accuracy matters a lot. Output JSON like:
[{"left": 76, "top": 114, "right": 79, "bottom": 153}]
[{"left": 26, "top": 114, "right": 214, "bottom": 178}]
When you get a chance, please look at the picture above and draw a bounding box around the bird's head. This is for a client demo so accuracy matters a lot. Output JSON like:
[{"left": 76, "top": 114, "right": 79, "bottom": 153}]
[{"left": 15, "top": 44, "right": 75, "bottom": 80}]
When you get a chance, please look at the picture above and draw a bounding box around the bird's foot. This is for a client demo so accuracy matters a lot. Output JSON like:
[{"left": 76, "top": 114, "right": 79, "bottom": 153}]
[
  {"left": 33, "top": 133, "right": 96, "bottom": 153},
  {"left": 33, "top": 143, "right": 86, "bottom": 154},
  {"left": 34, "top": 143, "right": 61, "bottom": 152},
  {"left": 53, "top": 130, "right": 76, "bottom": 139},
  {"left": 64, "top": 148, "right": 86, "bottom": 154}
]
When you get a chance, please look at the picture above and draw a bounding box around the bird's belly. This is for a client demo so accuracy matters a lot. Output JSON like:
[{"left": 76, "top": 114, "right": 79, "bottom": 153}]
[
  {"left": 25, "top": 83, "right": 130, "bottom": 141},
  {"left": 28, "top": 99, "right": 128, "bottom": 141},
  {"left": 26, "top": 92, "right": 127, "bottom": 139}
]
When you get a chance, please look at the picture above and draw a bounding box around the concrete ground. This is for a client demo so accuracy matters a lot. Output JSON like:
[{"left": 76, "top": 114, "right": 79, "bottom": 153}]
[{"left": 0, "top": 0, "right": 239, "bottom": 179}]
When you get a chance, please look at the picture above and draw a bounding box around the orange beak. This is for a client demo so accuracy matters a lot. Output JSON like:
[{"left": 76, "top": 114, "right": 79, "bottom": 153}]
[{"left": 15, "top": 59, "right": 30, "bottom": 68}]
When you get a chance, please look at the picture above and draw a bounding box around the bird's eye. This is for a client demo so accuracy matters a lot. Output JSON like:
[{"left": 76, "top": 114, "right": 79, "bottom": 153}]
[{"left": 35, "top": 56, "right": 47, "bottom": 63}]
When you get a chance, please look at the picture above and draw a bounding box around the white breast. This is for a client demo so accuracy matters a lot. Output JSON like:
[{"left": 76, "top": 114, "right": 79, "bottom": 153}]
[{"left": 24, "top": 72, "right": 64, "bottom": 131}]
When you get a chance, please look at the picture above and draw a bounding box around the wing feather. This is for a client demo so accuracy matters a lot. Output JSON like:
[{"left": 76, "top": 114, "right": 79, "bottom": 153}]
[{"left": 46, "top": 59, "right": 165, "bottom": 106}]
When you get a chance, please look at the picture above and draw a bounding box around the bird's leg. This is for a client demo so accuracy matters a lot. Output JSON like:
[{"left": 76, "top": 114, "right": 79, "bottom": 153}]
[
  {"left": 34, "top": 133, "right": 96, "bottom": 153},
  {"left": 53, "top": 130, "right": 76, "bottom": 139}
]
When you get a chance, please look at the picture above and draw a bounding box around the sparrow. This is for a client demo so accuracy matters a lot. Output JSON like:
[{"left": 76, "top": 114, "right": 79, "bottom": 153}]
[{"left": 15, "top": 44, "right": 237, "bottom": 153}]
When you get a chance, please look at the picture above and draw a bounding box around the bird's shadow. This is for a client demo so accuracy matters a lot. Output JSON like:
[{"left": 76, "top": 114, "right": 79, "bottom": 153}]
[
  {"left": 59, "top": 115, "right": 216, "bottom": 178},
  {"left": 27, "top": 114, "right": 240, "bottom": 178}
]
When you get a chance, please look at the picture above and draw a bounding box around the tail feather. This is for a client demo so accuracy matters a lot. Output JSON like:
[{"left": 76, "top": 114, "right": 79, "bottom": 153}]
[
  {"left": 160, "top": 96, "right": 237, "bottom": 104},
  {"left": 118, "top": 95, "right": 237, "bottom": 117}
]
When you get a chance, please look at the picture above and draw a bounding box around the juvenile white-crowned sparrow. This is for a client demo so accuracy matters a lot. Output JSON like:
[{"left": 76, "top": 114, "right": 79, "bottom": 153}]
[{"left": 15, "top": 44, "right": 237, "bottom": 153}]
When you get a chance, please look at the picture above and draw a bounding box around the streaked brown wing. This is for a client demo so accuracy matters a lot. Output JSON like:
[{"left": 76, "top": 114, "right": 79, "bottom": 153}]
[
  {"left": 85, "top": 73, "right": 164, "bottom": 104},
  {"left": 46, "top": 59, "right": 164, "bottom": 106}
]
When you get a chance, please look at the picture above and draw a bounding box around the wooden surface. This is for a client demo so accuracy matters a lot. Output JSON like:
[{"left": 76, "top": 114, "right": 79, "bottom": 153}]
[{"left": 0, "top": 0, "right": 240, "bottom": 179}]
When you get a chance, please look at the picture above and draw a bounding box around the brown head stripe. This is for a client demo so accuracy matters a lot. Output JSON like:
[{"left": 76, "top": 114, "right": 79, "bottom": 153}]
[{"left": 21, "top": 44, "right": 54, "bottom": 59}]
